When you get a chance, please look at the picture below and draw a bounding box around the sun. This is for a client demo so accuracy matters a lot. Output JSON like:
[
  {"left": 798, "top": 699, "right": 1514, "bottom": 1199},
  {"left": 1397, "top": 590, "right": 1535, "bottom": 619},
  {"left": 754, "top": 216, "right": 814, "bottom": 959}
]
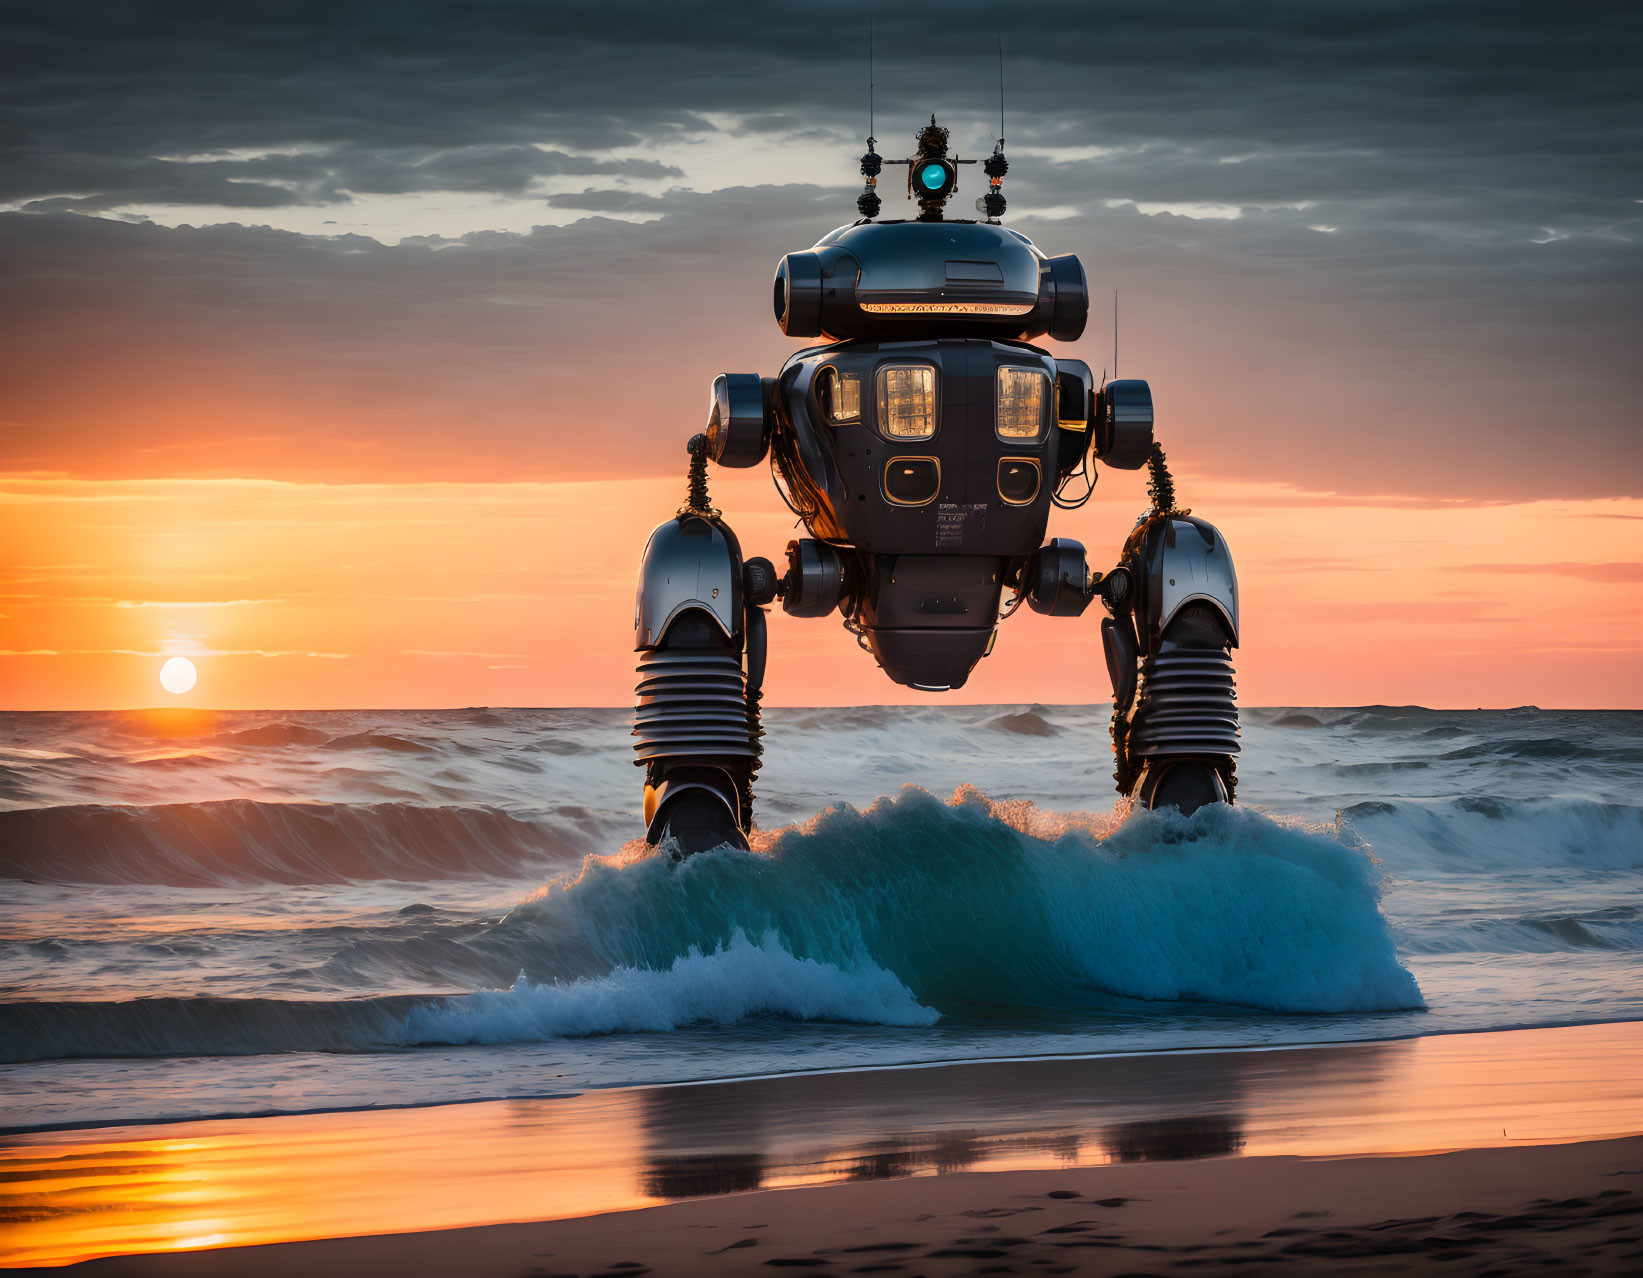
[{"left": 159, "top": 657, "right": 198, "bottom": 695}]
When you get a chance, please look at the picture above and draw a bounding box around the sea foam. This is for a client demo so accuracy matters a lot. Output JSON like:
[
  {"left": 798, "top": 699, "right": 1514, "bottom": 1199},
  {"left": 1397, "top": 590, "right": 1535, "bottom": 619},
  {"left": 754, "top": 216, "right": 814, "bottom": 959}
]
[{"left": 399, "top": 930, "right": 936, "bottom": 1045}]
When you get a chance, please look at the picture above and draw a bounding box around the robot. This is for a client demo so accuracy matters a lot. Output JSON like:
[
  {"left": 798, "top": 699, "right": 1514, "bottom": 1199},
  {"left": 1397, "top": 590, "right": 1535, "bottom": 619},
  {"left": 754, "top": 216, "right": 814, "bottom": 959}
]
[{"left": 633, "top": 116, "right": 1241, "bottom": 855}]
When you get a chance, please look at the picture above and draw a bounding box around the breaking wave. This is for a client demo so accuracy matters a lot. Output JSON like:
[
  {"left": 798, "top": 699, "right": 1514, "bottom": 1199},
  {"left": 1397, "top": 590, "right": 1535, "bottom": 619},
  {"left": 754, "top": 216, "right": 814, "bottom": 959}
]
[
  {"left": 0, "top": 800, "right": 580, "bottom": 885},
  {"left": 485, "top": 789, "right": 1421, "bottom": 1018},
  {"left": 0, "top": 994, "right": 421, "bottom": 1062},
  {"left": 218, "top": 723, "right": 333, "bottom": 747},
  {"left": 1435, "top": 737, "right": 1617, "bottom": 762},
  {"left": 0, "top": 790, "right": 1422, "bottom": 1062},
  {"left": 0, "top": 935, "right": 932, "bottom": 1063},
  {"left": 1398, "top": 905, "right": 1643, "bottom": 956},
  {"left": 1341, "top": 796, "right": 1643, "bottom": 875},
  {"left": 320, "top": 731, "right": 437, "bottom": 754}
]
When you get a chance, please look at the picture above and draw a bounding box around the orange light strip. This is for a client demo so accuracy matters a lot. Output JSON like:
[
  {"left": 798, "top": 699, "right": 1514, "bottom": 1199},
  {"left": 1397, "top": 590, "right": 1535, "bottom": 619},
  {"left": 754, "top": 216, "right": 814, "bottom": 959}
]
[{"left": 860, "top": 302, "right": 1034, "bottom": 316}]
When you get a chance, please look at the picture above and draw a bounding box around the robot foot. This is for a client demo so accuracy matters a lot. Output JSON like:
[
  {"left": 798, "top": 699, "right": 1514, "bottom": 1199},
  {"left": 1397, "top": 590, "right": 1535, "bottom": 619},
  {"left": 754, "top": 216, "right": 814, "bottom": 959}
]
[
  {"left": 1128, "top": 601, "right": 1239, "bottom": 814},
  {"left": 1136, "top": 757, "right": 1229, "bottom": 814},
  {"left": 647, "top": 773, "right": 749, "bottom": 858},
  {"left": 634, "top": 621, "right": 758, "bottom": 858}
]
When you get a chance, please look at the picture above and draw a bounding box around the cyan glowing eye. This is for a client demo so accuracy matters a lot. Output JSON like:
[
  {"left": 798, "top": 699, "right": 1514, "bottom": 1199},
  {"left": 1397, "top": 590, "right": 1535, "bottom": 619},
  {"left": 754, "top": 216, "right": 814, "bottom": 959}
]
[{"left": 919, "top": 163, "right": 947, "bottom": 191}]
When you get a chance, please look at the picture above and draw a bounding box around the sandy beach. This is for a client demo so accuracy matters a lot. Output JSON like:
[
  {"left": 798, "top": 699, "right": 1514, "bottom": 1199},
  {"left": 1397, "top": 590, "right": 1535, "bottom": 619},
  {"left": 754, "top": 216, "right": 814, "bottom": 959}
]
[
  {"left": 5, "top": 1021, "right": 1641, "bottom": 1271},
  {"left": 66, "top": 1136, "right": 1643, "bottom": 1276}
]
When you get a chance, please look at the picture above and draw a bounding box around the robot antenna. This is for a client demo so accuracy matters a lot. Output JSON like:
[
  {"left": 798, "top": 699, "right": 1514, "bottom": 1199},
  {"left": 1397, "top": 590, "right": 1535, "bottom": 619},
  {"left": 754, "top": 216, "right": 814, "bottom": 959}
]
[
  {"left": 856, "top": 12, "right": 883, "bottom": 219},
  {"left": 997, "top": 31, "right": 1005, "bottom": 146},
  {"left": 976, "top": 37, "right": 1010, "bottom": 222}
]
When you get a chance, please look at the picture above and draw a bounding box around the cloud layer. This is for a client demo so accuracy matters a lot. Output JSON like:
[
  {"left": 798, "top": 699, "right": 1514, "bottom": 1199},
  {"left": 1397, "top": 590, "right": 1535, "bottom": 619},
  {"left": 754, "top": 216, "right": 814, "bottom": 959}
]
[{"left": 2, "top": 0, "right": 1638, "bottom": 498}]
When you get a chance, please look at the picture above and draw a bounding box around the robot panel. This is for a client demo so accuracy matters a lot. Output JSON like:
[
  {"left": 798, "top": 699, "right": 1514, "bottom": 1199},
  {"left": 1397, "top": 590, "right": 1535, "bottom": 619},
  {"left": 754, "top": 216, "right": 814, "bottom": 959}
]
[{"left": 775, "top": 338, "right": 1061, "bottom": 558}]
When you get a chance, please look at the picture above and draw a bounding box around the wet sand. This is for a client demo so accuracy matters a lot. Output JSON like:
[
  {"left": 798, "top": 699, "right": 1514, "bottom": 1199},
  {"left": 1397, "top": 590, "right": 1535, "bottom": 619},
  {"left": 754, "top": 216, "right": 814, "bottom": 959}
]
[
  {"left": 4, "top": 1022, "right": 1642, "bottom": 1270},
  {"left": 67, "top": 1136, "right": 1643, "bottom": 1276}
]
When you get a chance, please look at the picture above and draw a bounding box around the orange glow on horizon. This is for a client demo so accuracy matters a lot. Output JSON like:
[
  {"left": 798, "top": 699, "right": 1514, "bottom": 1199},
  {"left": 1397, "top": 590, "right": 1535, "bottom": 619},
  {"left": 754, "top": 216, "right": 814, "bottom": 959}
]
[{"left": 1, "top": 470, "right": 1639, "bottom": 710}]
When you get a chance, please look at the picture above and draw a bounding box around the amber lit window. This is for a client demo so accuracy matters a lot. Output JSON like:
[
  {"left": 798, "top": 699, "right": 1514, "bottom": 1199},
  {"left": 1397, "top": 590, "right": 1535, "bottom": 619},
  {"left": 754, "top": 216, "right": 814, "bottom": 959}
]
[
  {"left": 818, "top": 367, "right": 861, "bottom": 422},
  {"left": 996, "top": 368, "right": 1046, "bottom": 440},
  {"left": 875, "top": 365, "right": 938, "bottom": 439}
]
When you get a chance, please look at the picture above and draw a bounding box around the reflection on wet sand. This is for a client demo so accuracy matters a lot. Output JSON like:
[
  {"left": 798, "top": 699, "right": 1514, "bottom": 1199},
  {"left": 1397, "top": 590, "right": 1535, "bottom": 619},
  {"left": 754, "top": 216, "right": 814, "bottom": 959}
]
[
  {"left": 639, "top": 1152, "right": 764, "bottom": 1199},
  {"left": 1107, "top": 1116, "right": 1245, "bottom": 1162},
  {"left": 629, "top": 1033, "right": 1274, "bottom": 1191},
  {"left": 842, "top": 1130, "right": 987, "bottom": 1181},
  {"left": 3, "top": 1021, "right": 1641, "bottom": 1267}
]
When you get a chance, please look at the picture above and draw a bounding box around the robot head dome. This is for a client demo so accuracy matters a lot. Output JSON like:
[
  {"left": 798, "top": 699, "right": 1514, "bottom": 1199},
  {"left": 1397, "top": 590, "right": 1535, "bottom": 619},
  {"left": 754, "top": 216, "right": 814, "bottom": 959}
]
[
  {"left": 776, "top": 113, "right": 1087, "bottom": 344},
  {"left": 773, "top": 220, "right": 1088, "bottom": 344}
]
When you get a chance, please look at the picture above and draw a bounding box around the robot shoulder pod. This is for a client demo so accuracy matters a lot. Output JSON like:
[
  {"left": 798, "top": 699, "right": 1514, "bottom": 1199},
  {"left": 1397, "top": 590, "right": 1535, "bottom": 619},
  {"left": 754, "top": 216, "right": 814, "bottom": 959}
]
[
  {"left": 633, "top": 515, "right": 744, "bottom": 650},
  {"left": 1141, "top": 516, "right": 1239, "bottom": 650}
]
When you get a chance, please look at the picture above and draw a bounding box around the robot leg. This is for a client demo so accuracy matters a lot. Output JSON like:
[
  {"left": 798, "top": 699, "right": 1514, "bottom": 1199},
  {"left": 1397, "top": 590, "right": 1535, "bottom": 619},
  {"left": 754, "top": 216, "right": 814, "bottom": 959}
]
[
  {"left": 1103, "top": 514, "right": 1241, "bottom": 813},
  {"left": 632, "top": 509, "right": 771, "bottom": 856}
]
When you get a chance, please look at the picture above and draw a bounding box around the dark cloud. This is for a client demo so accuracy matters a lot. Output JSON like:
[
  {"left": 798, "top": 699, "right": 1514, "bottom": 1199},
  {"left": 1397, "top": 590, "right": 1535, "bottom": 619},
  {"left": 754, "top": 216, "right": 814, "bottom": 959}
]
[
  {"left": 1, "top": 142, "right": 682, "bottom": 209},
  {"left": 6, "top": 2, "right": 1640, "bottom": 222},
  {"left": 0, "top": 1, "right": 1638, "bottom": 496},
  {"left": 545, "top": 188, "right": 671, "bottom": 212},
  {"left": 277, "top": 145, "right": 682, "bottom": 198},
  {"left": 0, "top": 191, "right": 815, "bottom": 482},
  {"left": 3, "top": 188, "right": 1635, "bottom": 500}
]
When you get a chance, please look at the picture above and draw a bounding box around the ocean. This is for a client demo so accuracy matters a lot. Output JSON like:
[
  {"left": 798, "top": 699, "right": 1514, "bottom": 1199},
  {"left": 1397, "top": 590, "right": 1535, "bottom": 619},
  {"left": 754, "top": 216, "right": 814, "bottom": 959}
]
[{"left": 2, "top": 705, "right": 1640, "bottom": 1134}]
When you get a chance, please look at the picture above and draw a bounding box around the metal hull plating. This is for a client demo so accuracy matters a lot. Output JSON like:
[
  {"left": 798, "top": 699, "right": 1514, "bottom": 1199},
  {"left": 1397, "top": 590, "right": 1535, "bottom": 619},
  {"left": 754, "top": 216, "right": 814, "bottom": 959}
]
[
  {"left": 629, "top": 116, "right": 1246, "bottom": 853},
  {"left": 770, "top": 336, "right": 1068, "bottom": 690}
]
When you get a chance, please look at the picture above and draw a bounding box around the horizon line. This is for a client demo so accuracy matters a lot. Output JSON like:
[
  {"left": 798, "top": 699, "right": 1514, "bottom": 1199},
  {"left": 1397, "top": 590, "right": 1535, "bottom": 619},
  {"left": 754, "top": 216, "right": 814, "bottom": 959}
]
[{"left": 3, "top": 702, "right": 1634, "bottom": 715}]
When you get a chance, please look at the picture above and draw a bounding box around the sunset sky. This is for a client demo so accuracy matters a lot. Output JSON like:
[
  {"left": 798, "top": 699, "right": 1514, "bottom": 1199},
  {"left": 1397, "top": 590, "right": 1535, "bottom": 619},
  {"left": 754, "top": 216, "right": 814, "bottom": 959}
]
[{"left": 2, "top": 1, "right": 1639, "bottom": 710}]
